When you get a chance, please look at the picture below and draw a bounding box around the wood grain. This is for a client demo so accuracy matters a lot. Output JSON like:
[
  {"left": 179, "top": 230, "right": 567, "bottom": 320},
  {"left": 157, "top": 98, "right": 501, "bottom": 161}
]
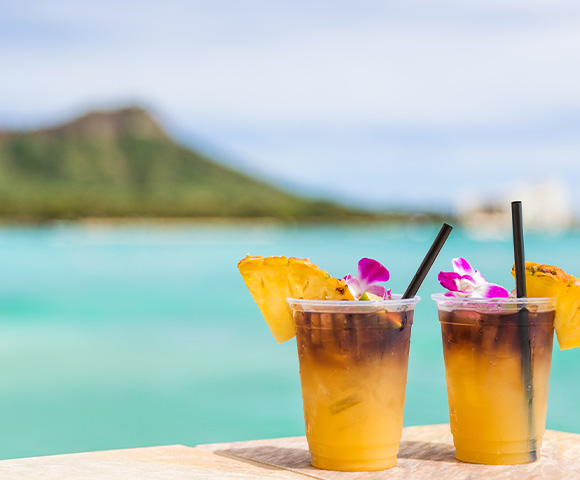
[
  {"left": 0, "top": 425, "right": 577, "bottom": 479},
  {"left": 0, "top": 444, "right": 300, "bottom": 479},
  {"left": 196, "top": 424, "right": 580, "bottom": 479}
]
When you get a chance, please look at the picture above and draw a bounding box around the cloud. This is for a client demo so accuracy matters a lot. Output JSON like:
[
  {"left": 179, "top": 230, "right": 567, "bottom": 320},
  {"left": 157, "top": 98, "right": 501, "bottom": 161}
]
[
  {"left": 3, "top": 0, "right": 580, "bottom": 125},
  {"left": 1, "top": 1, "right": 580, "bottom": 212}
]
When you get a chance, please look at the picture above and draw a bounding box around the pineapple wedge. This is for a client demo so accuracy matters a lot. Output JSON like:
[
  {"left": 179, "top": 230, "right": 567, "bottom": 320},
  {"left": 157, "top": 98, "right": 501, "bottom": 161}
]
[
  {"left": 513, "top": 261, "right": 580, "bottom": 350},
  {"left": 238, "top": 255, "right": 353, "bottom": 343}
]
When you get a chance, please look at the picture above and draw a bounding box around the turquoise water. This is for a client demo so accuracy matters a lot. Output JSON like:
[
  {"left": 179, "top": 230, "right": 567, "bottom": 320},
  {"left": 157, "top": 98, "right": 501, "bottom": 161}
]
[{"left": 0, "top": 222, "right": 579, "bottom": 460}]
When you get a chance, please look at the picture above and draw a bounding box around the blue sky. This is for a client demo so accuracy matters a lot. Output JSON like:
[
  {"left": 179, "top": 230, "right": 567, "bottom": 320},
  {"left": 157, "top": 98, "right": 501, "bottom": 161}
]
[{"left": 2, "top": 1, "right": 580, "bottom": 213}]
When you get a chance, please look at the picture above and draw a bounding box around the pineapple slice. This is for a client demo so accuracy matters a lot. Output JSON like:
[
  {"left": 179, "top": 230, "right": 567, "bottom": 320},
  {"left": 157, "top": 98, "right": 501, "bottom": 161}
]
[
  {"left": 237, "top": 255, "right": 353, "bottom": 343},
  {"left": 513, "top": 261, "right": 580, "bottom": 350}
]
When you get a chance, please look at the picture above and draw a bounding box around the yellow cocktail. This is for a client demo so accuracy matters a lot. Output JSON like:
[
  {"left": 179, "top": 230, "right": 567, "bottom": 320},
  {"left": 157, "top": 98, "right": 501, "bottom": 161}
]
[
  {"left": 433, "top": 294, "right": 555, "bottom": 464},
  {"left": 288, "top": 296, "right": 419, "bottom": 471}
]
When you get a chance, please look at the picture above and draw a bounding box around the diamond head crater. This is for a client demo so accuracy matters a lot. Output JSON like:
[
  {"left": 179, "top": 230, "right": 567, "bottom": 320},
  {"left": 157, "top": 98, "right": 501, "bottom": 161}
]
[{"left": 0, "top": 107, "right": 381, "bottom": 222}]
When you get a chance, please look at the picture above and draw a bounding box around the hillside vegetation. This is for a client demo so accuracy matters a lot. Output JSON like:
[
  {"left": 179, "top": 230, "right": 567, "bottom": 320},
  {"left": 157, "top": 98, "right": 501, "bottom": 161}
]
[{"left": 0, "top": 107, "right": 361, "bottom": 221}]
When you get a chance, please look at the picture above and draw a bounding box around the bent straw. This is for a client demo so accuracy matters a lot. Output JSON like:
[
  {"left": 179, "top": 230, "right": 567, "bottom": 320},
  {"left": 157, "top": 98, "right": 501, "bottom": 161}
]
[
  {"left": 403, "top": 223, "right": 453, "bottom": 299},
  {"left": 512, "top": 200, "right": 536, "bottom": 461}
]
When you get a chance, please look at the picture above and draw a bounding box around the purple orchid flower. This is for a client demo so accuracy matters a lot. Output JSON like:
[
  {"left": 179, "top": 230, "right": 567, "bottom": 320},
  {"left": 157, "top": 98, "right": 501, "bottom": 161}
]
[
  {"left": 438, "top": 257, "right": 510, "bottom": 298},
  {"left": 344, "top": 258, "right": 391, "bottom": 300}
]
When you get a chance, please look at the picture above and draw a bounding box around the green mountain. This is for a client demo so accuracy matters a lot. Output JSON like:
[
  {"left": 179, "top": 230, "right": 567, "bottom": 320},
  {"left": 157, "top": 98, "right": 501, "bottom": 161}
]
[{"left": 0, "top": 107, "right": 361, "bottom": 221}]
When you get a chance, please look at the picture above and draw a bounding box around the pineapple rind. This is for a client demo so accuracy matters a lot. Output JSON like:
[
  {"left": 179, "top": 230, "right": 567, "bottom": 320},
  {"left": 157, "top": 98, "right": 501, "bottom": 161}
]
[
  {"left": 238, "top": 255, "right": 353, "bottom": 343},
  {"left": 516, "top": 261, "right": 580, "bottom": 350}
]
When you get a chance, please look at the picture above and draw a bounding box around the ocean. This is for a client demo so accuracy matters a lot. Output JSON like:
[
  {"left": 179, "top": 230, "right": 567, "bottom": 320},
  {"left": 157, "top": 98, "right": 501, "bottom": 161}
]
[{"left": 0, "top": 222, "right": 579, "bottom": 460}]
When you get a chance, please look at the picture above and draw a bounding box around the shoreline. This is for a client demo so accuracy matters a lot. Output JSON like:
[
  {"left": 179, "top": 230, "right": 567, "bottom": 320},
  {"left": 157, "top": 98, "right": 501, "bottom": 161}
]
[
  {"left": 0, "top": 213, "right": 448, "bottom": 228},
  {"left": 0, "top": 215, "right": 577, "bottom": 233}
]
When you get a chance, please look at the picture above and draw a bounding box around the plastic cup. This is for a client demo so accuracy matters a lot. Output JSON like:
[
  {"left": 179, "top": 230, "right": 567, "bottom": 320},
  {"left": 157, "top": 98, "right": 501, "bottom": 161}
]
[
  {"left": 432, "top": 294, "right": 556, "bottom": 465},
  {"left": 287, "top": 295, "right": 420, "bottom": 471}
]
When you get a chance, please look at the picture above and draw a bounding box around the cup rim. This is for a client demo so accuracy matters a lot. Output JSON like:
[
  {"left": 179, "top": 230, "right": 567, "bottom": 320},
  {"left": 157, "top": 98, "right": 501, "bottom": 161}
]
[
  {"left": 431, "top": 293, "right": 556, "bottom": 312},
  {"left": 287, "top": 294, "right": 420, "bottom": 313}
]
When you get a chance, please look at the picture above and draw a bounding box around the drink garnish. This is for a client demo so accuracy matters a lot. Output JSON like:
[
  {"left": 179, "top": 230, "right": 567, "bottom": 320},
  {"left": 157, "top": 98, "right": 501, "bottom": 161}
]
[
  {"left": 359, "top": 292, "right": 385, "bottom": 301},
  {"left": 238, "top": 256, "right": 393, "bottom": 343},
  {"left": 438, "top": 257, "right": 510, "bottom": 298},
  {"left": 237, "top": 255, "right": 353, "bottom": 343},
  {"left": 512, "top": 261, "right": 580, "bottom": 350},
  {"left": 344, "top": 257, "right": 391, "bottom": 300}
]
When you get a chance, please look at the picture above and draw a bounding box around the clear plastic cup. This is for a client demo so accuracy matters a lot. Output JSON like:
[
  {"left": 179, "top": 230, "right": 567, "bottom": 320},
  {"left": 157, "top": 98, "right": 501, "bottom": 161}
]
[
  {"left": 432, "top": 294, "right": 556, "bottom": 464},
  {"left": 287, "top": 295, "right": 420, "bottom": 471}
]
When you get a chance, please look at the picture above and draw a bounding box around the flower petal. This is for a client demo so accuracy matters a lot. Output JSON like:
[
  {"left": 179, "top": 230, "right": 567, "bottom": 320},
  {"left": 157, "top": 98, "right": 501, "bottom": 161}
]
[
  {"left": 439, "top": 271, "right": 478, "bottom": 294},
  {"left": 365, "top": 284, "right": 387, "bottom": 299},
  {"left": 357, "top": 258, "right": 390, "bottom": 286},
  {"left": 438, "top": 271, "right": 462, "bottom": 291},
  {"left": 452, "top": 258, "right": 475, "bottom": 276},
  {"left": 344, "top": 276, "right": 363, "bottom": 299},
  {"left": 452, "top": 257, "right": 487, "bottom": 284},
  {"left": 447, "top": 291, "right": 472, "bottom": 298},
  {"left": 456, "top": 275, "right": 476, "bottom": 293},
  {"left": 471, "top": 269, "right": 486, "bottom": 285},
  {"left": 474, "top": 283, "right": 510, "bottom": 298}
]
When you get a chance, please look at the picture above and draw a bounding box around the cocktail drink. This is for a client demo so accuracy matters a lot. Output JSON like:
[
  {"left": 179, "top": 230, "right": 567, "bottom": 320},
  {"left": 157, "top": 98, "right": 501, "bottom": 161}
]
[
  {"left": 432, "top": 294, "right": 556, "bottom": 465},
  {"left": 288, "top": 296, "right": 419, "bottom": 471},
  {"left": 238, "top": 251, "right": 449, "bottom": 471}
]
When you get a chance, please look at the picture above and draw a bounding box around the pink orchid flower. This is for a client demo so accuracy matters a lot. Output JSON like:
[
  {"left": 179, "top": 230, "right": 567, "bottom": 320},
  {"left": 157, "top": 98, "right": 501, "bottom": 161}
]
[
  {"left": 344, "top": 258, "right": 391, "bottom": 300},
  {"left": 438, "top": 257, "right": 510, "bottom": 298}
]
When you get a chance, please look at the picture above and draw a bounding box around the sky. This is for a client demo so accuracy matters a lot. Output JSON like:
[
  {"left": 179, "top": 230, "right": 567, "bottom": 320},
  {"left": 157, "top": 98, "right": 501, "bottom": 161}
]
[{"left": 2, "top": 0, "right": 580, "bottom": 215}]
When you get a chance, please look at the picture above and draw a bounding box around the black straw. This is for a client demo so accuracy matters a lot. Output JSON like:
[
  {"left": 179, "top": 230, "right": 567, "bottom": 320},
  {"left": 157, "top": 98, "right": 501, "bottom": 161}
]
[
  {"left": 403, "top": 223, "right": 453, "bottom": 299},
  {"left": 511, "top": 200, "right": 536, "bottom": 461},
  {"left": 512, "top": 201, "right": 527, "bottom": 298}
]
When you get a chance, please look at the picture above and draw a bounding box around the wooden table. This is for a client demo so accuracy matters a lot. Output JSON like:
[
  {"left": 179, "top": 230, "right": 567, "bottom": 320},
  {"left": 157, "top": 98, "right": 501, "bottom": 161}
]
[{"left": 0, "top": 425, "right": 578, "bottom": 479}]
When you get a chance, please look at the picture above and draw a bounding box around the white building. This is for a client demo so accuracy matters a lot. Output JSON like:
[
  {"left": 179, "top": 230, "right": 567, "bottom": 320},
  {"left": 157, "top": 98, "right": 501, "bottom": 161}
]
[{"left": 455, "top": 179, "right": 574, "bottom": 238}]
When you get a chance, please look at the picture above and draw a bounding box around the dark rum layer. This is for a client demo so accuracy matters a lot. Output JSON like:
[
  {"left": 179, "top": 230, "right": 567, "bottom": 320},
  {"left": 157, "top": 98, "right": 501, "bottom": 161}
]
[
  {"left": 439, "top": 309, "right": 554, "bottom": 361},
  {"left": 294, "top": 310, "right": 413, "bottom": 366}
]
